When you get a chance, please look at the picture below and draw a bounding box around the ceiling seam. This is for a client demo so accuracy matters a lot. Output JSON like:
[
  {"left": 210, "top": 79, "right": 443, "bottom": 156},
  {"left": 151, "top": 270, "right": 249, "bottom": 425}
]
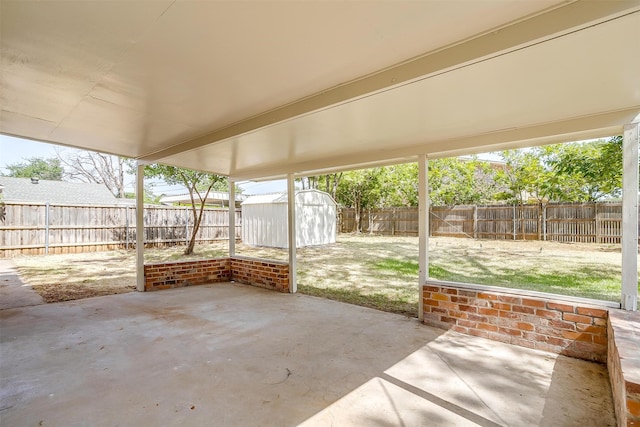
[{"left": 140, "top": 6, "right": 640, "bottom": 163}]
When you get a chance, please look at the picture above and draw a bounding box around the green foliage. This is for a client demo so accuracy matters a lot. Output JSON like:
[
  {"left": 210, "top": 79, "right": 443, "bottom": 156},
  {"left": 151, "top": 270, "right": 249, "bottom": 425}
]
[
  {"left": 428, "top": 157, "right": 505, "bottom": 206},
  {"left": 498, "top": 137, "right": 627, "bottom": 204},
  {"left": 123, "top": 183, "right": 159, "bottom": 204},
  {"left": 331, "top": 137, "right": 629, "bottom": 211},
  {"left": 4, "top": 157, "right": 64, "bottom": 181},
  {"left": 380, "top": 163, "right": 419, "bottom": 207},
  {"left": 547, "top": 137, "right": 624, "bottom": 201},
  {"left": 297, "top": 173, "right": 342, "bottom": 199},
  {"left": 335, "top": 168, "right": 385, "bottom": 232},
  {"left": 144, "top": 164, "right": 226, "bottom": 254},
  {"left": 334, "top": 158, "right": 505, "bottom": 211},
  {"left": 499, "top": 148, "right": 557, "bottom": 205}
]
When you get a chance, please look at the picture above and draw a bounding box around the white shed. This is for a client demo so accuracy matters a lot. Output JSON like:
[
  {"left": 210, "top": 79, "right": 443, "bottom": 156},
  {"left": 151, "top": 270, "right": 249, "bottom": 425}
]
[{"left": 241, "top": 190, "right": 337, "bottom": 248}]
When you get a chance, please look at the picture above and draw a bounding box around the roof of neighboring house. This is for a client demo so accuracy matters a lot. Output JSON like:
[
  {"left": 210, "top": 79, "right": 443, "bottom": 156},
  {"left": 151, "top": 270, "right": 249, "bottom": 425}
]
[
  {"left": 0, "top": 176, "right": 118, "bottom": 205},
  {"left": 159, "top": 191, "right": 246, "bottom": 206}
]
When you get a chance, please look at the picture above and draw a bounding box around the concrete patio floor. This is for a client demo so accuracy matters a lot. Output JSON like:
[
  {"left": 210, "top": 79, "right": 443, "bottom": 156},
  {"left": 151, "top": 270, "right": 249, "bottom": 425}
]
[{"left": 1, "top": 283, "right": 614, "bottom": 426}]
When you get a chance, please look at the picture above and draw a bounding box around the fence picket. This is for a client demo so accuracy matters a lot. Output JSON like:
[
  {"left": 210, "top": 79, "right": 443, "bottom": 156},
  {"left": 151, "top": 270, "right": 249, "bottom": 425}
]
[
  {"left": 340, "top": 203, "right": 638, "bottom": 244},
  {"left": 0, "top": 202, "right": 242, "bottom": 256}
]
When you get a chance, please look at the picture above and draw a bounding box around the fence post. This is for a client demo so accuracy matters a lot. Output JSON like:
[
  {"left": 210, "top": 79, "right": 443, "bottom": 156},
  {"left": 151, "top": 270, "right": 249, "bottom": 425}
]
[
  {"left": 125, "top": 205, "right": 130, "bottom": 250},
  {"left": 473, "top": 205, "right": 478, "bottom": 239},
  {"left": 536, "top": 205, "right": 541, "bottom": 241},
  {"left": 543, "top": 205, "right": 547, "bottom": 241},
  {"left": 512, "top": 205, "right": 516, "bottom": 240},
  {"left": 391, "top": 208, "right": 396, "bottom": 236},
  {"left": 185, "top": 207, "right": 189, "bottom": 245},
  {"left": 594, "top": 203, "right": 600, "bottom": 244},
  {"left": 45, "top": 202, "right": 50, "bottom": 255}
]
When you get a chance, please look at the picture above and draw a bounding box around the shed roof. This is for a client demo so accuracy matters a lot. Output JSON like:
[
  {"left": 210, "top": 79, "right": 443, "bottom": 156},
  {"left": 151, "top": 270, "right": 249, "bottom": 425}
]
[
  {"left": 159, "top": 191, "right": 246, "bottom": 206},
  {"left": 242, "top": 190, "right": 336, "bottom": 206},
  {"left": 0, "top": 176, "right": 117, "bottom": 205},
  {"left": 1, "top": 2, "right": 638, "bottom": 180},
  {"left": 242, "top": 193, "right": 288, "bottom": 206}
]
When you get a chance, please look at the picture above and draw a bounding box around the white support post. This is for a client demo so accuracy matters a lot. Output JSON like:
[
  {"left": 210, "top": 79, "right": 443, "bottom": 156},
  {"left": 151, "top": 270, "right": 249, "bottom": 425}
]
[
  {"left": 135, "top": 162, "right": 145, "bottom": 292},
  {"left": 228, "top": 179, "right": 236, "bottom": 257},
  {"left": 621, "top": 123, "right": 638, "bottom": 311},
  {"left": 418, "top": 155, "right": 429, "bottom": 321},
  {"left": 287, "top": 174, "right": 297, "bottom": 293}
]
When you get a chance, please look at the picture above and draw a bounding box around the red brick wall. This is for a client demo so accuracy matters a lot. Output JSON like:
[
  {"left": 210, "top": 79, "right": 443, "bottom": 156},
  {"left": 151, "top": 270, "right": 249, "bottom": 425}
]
[
  {"left": 144, "top": 258, "right": 231, "bottom": 291},
  {"left": 144, "top": 257, "right": 289, "bottom": 293},
  {"left": 423, "top": 284, "right": 608, "bottom": 362},
  {"left": 230, "top": 256, "right": 289, "bottom": 293},
  {"left": 608, "top": 310, "right": 640, "bottom": 427}
]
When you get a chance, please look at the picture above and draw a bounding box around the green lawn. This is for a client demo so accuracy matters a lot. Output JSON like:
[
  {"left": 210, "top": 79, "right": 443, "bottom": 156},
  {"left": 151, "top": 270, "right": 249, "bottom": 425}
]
[{"left": 11, "top": 234, "right": 636, "bottom": 315}]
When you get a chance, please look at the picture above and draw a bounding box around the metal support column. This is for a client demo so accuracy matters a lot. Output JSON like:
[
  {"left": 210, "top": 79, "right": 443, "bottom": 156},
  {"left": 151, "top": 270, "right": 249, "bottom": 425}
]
[
  {"left": 287, "top": 174, "right": 297, "bottom": 293},
  {"left": 135, "top": 162, "right": 145, "bottom": 292},
  {"left": 228, "top": 179, "right": 236, "bottom": 257},
  {"left": 622, "top": 123, "right": 638, "bottom": 310},
  {"left": 418, "top": 155, "right": 429, "bottom": 321}
]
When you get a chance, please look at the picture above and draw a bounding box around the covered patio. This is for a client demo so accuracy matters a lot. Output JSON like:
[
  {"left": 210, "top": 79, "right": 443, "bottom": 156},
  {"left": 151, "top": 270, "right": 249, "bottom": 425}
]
[
  {"left": 1, "top": 282, "right": 614, "bottom": 426},
  {"left": 1, "top": 1, "right": 639, "bottom": 424}
]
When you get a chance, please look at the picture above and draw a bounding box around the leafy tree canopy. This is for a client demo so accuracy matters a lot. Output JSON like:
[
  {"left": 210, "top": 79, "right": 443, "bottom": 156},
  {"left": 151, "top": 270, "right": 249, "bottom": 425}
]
[
  {"left": 3, "top": 157, "right": 64, "bottom": 181},
  {"left": 144, "top": 164, "right": 227, "bottom": 255},
  {"left": 546, "top": 136, "right": 625, "bottom": 201}
]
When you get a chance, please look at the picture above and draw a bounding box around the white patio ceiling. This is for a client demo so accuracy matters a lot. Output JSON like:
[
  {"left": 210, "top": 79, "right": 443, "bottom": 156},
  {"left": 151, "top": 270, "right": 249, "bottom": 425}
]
[{"left": 1, "top": 1, "right": 639, "bottom": 181}]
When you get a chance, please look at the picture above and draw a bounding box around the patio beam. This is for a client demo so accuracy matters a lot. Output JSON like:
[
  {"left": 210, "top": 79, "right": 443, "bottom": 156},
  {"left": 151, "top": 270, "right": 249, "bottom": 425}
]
[
  {"left": 228, "top": 179, "right": 235, "bottom": 257},
  {"left": 287, "top": 174, "right": 297, "bottom": 293},
  {"left": 621, "top": 122, "right": 639, "bottom": 310},
  {"left": 140, "top": 1, "right": 640, "bottom": 164},
  {"left": 135, "top": 162, "right": 145, "bottom": 292},
  {"left": 418, "top": 154, "right": 429, "bottom": 321}
]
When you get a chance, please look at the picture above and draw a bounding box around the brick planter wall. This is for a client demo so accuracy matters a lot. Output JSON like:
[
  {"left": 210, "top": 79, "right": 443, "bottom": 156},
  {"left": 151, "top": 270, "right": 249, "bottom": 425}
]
[
  {"left": 423, "top": 283, "right": 608, "bottom": 362},
  {"left": 144, "top": 257, "right": 289, "bottom": 293},
  {"left": 608, "top": 310, "right": 640, "bottom": 427},
  {"left": 144, "top": 259, "right": 231, "bottom": 291},
  {"left": 231, "top": 256, "right": 289, "bottom": 293}
]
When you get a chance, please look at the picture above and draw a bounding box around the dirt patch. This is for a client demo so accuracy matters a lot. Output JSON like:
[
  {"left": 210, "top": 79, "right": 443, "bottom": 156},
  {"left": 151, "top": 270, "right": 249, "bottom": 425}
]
[
  {"left": 9, "top": 235, "right": 635, "bottom": 310},
  {"left": 33, "top": 283, "right": 136, "bottom": 303}
]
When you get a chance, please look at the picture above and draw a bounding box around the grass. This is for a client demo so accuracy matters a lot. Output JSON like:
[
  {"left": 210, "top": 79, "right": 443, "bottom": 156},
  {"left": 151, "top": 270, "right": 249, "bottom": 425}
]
[{"left": 9, "top": 234, "right": 638, "bottom": 315}]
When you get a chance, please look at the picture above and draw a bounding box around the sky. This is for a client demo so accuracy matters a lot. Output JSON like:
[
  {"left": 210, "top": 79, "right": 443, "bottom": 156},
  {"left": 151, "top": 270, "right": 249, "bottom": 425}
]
[
  {"left": 0, "top": 134, "right": 287, "bottom": 195},
  {"left": 0, "top": 133, "right": 506, "bottom": 196}
]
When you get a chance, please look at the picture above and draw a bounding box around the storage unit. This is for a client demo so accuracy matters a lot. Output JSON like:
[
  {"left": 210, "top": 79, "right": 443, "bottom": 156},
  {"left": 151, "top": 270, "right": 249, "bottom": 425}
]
[{"left": 241, "top": 190, "right": 337, "bottom": 248}]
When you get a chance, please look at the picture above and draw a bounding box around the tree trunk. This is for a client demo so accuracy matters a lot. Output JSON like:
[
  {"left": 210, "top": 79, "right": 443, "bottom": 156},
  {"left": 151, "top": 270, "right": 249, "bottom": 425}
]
[
  {"left": 184, "top": 214, "right": 199, "bottom": 255},
  {"left": 183, "top": 180, "right": 215, "bottom": 255},
  {"left": 354, "top": 200, "right": 361, "bottom": 233}
]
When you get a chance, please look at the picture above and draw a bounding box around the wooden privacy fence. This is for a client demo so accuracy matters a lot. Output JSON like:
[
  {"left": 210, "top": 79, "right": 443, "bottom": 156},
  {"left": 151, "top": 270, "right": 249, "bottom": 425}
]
[
  {"left": 0, "top": 202, "right": 242, "bottom": 257},
  {"left": 340, "top": 203, "right": 640, "bottom": 243}
]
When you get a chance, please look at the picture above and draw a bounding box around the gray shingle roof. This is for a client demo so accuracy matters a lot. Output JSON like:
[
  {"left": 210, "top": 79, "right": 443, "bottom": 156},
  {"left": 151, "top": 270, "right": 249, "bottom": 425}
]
[{"left": 0, "top": 176, "right": 117, "bottom": 205}]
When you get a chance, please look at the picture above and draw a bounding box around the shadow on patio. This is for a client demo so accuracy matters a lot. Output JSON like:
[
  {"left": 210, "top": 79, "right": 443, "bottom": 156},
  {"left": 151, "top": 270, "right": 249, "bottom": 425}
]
[{"left": 0, "top": 283, "right": 614, "bottom": 426}]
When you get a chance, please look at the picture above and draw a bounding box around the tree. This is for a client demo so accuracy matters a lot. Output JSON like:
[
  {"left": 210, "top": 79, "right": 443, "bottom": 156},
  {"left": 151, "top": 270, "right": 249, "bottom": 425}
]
[
  {"left": 297, "top": 173, "right": 343, "bottom": 200},
  {"left": 379, "top": 163, "right": 418, "bottom": 207},
  {"left": 3, "top": 157, "right": 64, "bottom": 180},
  {"left": 57, "top": 150, "right": 129, "bottom": 198},
  {"left": 428, "top": 157, "right": 505, "bottom": 206},
  {"left": 335, "top": 168, "right": 385, "bottom": 233},
  {"left": 547, "top": 137, "right": 626, "bottom": 201},
  {"left": 499, "top": 149, "right": 554, "bottom": 205},
  {"left": 145, "top": 165, "right": 226, "bottom": 255},
  {"left": 335, "top": 159, "right": 504, "bottom": 210}
]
